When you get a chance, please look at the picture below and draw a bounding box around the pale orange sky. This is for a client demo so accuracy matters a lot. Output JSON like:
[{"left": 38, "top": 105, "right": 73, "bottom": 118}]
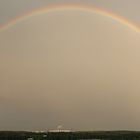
[{"left": 1, "top": 9, "right": 140, "bottom": 131}]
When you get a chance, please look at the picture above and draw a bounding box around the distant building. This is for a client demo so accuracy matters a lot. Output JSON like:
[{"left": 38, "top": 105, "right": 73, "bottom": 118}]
[
  {"left": 48, "top": 129, "right": 72, "bottom": 132},
  {"left": 48, "top": 125, "right": 72, "bottom": 132}
]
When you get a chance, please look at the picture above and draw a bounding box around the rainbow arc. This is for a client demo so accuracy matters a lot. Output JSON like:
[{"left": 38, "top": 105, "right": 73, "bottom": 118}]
[{"left": 0, "top": 4, "right": 140, "bottom": 33}]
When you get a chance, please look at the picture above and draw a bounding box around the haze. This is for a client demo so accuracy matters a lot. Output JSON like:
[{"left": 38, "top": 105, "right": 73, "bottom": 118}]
[{"left": 0, "top": 10, "right": 140, "bottom": 131}]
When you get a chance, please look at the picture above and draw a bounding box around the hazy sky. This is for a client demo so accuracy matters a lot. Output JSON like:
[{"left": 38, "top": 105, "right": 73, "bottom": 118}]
[{"left": 1, "top": 0, "right": 140, "bottom": 131}]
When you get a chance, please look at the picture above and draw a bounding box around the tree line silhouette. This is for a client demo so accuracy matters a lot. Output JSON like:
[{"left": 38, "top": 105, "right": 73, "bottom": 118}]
[{"left": 0, "top": 131, "right": 140, "bottom": 140}]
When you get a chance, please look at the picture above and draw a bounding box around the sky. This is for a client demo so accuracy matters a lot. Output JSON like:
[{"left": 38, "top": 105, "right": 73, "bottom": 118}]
[{"left": 1, "top": 0, "right": 140, "bottom": 131}]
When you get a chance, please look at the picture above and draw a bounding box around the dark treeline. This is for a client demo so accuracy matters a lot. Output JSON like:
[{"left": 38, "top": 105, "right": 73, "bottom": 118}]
[
  {"left": 0, "top": 131, "right": 45, "bottom": 140},
  {"left": 47, "top": 131, "right": 140, "bottom": 140},
  {"left": 0, "top": 131, "right": 140, "bottom": 140}
]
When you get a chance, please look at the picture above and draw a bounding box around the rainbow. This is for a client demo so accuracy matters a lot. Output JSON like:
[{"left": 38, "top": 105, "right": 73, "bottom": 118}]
[{"left": 0, "top": 4, "right": 140, "bottom": 33}]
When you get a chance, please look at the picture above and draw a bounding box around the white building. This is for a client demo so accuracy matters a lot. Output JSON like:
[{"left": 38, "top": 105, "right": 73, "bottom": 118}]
[{"left": 48, "top": 129, "right": 71, "bottom": 132}]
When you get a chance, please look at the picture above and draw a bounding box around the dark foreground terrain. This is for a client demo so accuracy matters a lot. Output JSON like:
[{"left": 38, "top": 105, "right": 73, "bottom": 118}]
[{"left": 0, "top": 131, "right": 140, "bottom": 140}]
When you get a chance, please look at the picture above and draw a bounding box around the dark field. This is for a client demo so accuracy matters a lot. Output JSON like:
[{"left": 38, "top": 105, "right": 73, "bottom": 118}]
[{"left": 0, "top": 131, "right": 140, "bottom": 140}]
